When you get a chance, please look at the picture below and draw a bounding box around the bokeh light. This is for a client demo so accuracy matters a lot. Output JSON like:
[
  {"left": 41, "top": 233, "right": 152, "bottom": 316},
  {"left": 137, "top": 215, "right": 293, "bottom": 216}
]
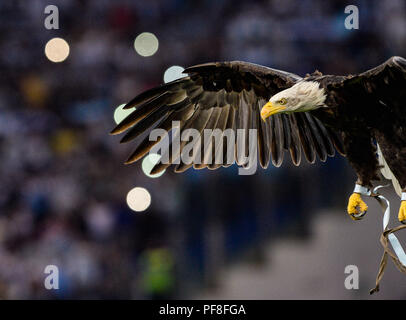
[
  {"left": 164, "top": 65, "right": 185, "bottom": 83},
  {"left": 134, "top": 32, "right": 159, "bottom": 57},
  {"left": 45, "top": 37, "right": 70, "bottom": 63},
  {"left": 142, "top": 153, "right": 165, "bottom": 178},
  {"left": 126, "top": 187, "right": 151, "bottom": 212},
  {"left": 114, "top": 103, "right": 135, "bottom": 125}
]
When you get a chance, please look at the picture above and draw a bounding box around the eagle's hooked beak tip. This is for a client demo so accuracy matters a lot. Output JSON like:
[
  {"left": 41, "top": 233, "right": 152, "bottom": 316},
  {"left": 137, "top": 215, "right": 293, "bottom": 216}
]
[{"left": 261, "top": 102, "right": 286, "bottom": 121}]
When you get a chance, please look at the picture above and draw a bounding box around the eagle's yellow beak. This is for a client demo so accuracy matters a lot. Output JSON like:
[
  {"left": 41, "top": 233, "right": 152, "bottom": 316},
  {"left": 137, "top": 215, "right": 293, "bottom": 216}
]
[{"left": 260, "top": 102, "right": 286, "bottom": 121}]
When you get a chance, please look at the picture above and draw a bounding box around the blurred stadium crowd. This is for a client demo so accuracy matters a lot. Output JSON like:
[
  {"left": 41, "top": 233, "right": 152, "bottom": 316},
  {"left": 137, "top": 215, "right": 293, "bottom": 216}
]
[{"left": 0, "top": 0, "right": 405, "bottom": 298}]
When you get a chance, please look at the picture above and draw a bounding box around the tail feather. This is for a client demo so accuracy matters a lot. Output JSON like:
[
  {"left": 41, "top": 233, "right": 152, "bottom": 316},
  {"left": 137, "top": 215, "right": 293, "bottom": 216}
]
[{"left": 377, "top": 143, "right": 402, "bottom": 197}]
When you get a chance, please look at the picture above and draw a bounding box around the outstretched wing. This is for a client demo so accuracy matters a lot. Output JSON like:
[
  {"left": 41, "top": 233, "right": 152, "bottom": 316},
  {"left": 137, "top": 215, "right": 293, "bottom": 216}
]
[
  {"left": 357, "top": 56, "right": 406, "bottom": 108},
  {"left": 111, "top": 61, "right": 340, "bottom": 173},
  {"left": 327, "top": 56, "right": 406, "bottom": 112}
]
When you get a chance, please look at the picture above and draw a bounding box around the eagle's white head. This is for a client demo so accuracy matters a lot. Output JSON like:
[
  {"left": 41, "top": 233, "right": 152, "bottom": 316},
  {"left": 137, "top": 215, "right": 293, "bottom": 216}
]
[{"left": 260, "top": 81, "right": 326, "bottom": 121}]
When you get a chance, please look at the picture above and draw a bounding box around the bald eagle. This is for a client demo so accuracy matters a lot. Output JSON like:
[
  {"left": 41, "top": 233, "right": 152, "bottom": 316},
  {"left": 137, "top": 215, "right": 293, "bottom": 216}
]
[{"left": 111, "top": 56, "right": 406, "bottom": 223}]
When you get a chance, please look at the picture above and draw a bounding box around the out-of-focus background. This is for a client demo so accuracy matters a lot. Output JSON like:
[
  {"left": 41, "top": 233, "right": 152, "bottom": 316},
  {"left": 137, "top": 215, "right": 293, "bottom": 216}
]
[{"left": 0, "top": 0, "right": 405, "bottom": 299}]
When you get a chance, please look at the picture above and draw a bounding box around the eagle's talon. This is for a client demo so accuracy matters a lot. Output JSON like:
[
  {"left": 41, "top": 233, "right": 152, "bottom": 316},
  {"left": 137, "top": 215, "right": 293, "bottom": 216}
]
[
  {"left": 351, "top": 210, "right": 367, "bottom": 220},
  {"left": 347, "top": 192, "right": 368, "bottom": 220},
  {"left": 398, "top": 201, "right": 406, "bottom": 224}
]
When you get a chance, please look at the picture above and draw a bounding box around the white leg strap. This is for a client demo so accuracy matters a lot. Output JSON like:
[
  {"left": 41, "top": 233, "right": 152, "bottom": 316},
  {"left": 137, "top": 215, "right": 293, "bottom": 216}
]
[
  {"left": 353, "top": 184, "right": 372, "bottom": 196},
  {"left": 402, "top": 192, "right": 406, "bottom": 201},
  {"left": 369, "top": 185, "right": 406, "bottom": 293},
  {"left": 373, "top": 186, "right": 406, "bottom": 267}
]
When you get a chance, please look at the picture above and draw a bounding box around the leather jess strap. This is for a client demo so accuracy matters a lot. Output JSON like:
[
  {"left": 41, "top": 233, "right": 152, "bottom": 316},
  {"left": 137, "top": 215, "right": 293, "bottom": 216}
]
[{"left": 367, "top": 185, "right": 406, "bottom": 294}]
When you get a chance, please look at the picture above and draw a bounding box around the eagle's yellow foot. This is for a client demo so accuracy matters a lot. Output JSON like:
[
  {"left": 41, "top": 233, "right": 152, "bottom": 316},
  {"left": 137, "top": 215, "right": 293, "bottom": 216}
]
[
  {"left": 347, "top": 193, "right": 368, "bottom": 220},
  {"left": 398, "top": 201, "right": 406, "bottom": 224}
]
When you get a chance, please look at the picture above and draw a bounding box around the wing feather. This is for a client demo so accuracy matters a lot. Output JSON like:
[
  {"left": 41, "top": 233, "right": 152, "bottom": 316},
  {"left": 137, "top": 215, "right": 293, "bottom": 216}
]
[
  {"left": 113, "top": 60, "right": 343, "bottom": 172},
  {"left": 194, "top": 107, "right": 222, "bottom": 169},
  {"left": 295, "top": 113, "right": 316, "bottom": 164},
  {"left": 304, "top": 113, "right": 328, "bottom": 162},
  {"left": 287, "top": 114, "right": 302, "bottom": 166}
]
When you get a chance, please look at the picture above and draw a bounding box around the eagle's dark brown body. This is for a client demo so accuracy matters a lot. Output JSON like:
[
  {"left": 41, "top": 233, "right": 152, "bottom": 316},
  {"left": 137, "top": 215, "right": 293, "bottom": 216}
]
[
  {"left": 313, "top": 56, "right": 406, "bottom": 189},
  {"left": 111, "top": 56, "right": 406, "bottom": 191}
]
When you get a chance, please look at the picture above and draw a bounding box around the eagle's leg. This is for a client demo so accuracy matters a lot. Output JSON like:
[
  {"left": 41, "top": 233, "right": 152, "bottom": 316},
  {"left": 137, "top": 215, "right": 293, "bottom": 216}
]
[
  {"left": 347, "top": 179, "right": 370, "bottom": 220},
  {"left": 343, "top": 132, "right": 379, "bottom": 221},
  {"left": 398, "top": 189, "right": 406, "bottom": 224}
]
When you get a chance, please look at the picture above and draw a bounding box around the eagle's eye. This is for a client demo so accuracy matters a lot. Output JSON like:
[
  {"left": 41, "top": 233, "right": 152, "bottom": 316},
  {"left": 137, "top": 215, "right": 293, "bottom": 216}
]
[{"left": 278, "top": 98, "right": 287, "bottom": 105}]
